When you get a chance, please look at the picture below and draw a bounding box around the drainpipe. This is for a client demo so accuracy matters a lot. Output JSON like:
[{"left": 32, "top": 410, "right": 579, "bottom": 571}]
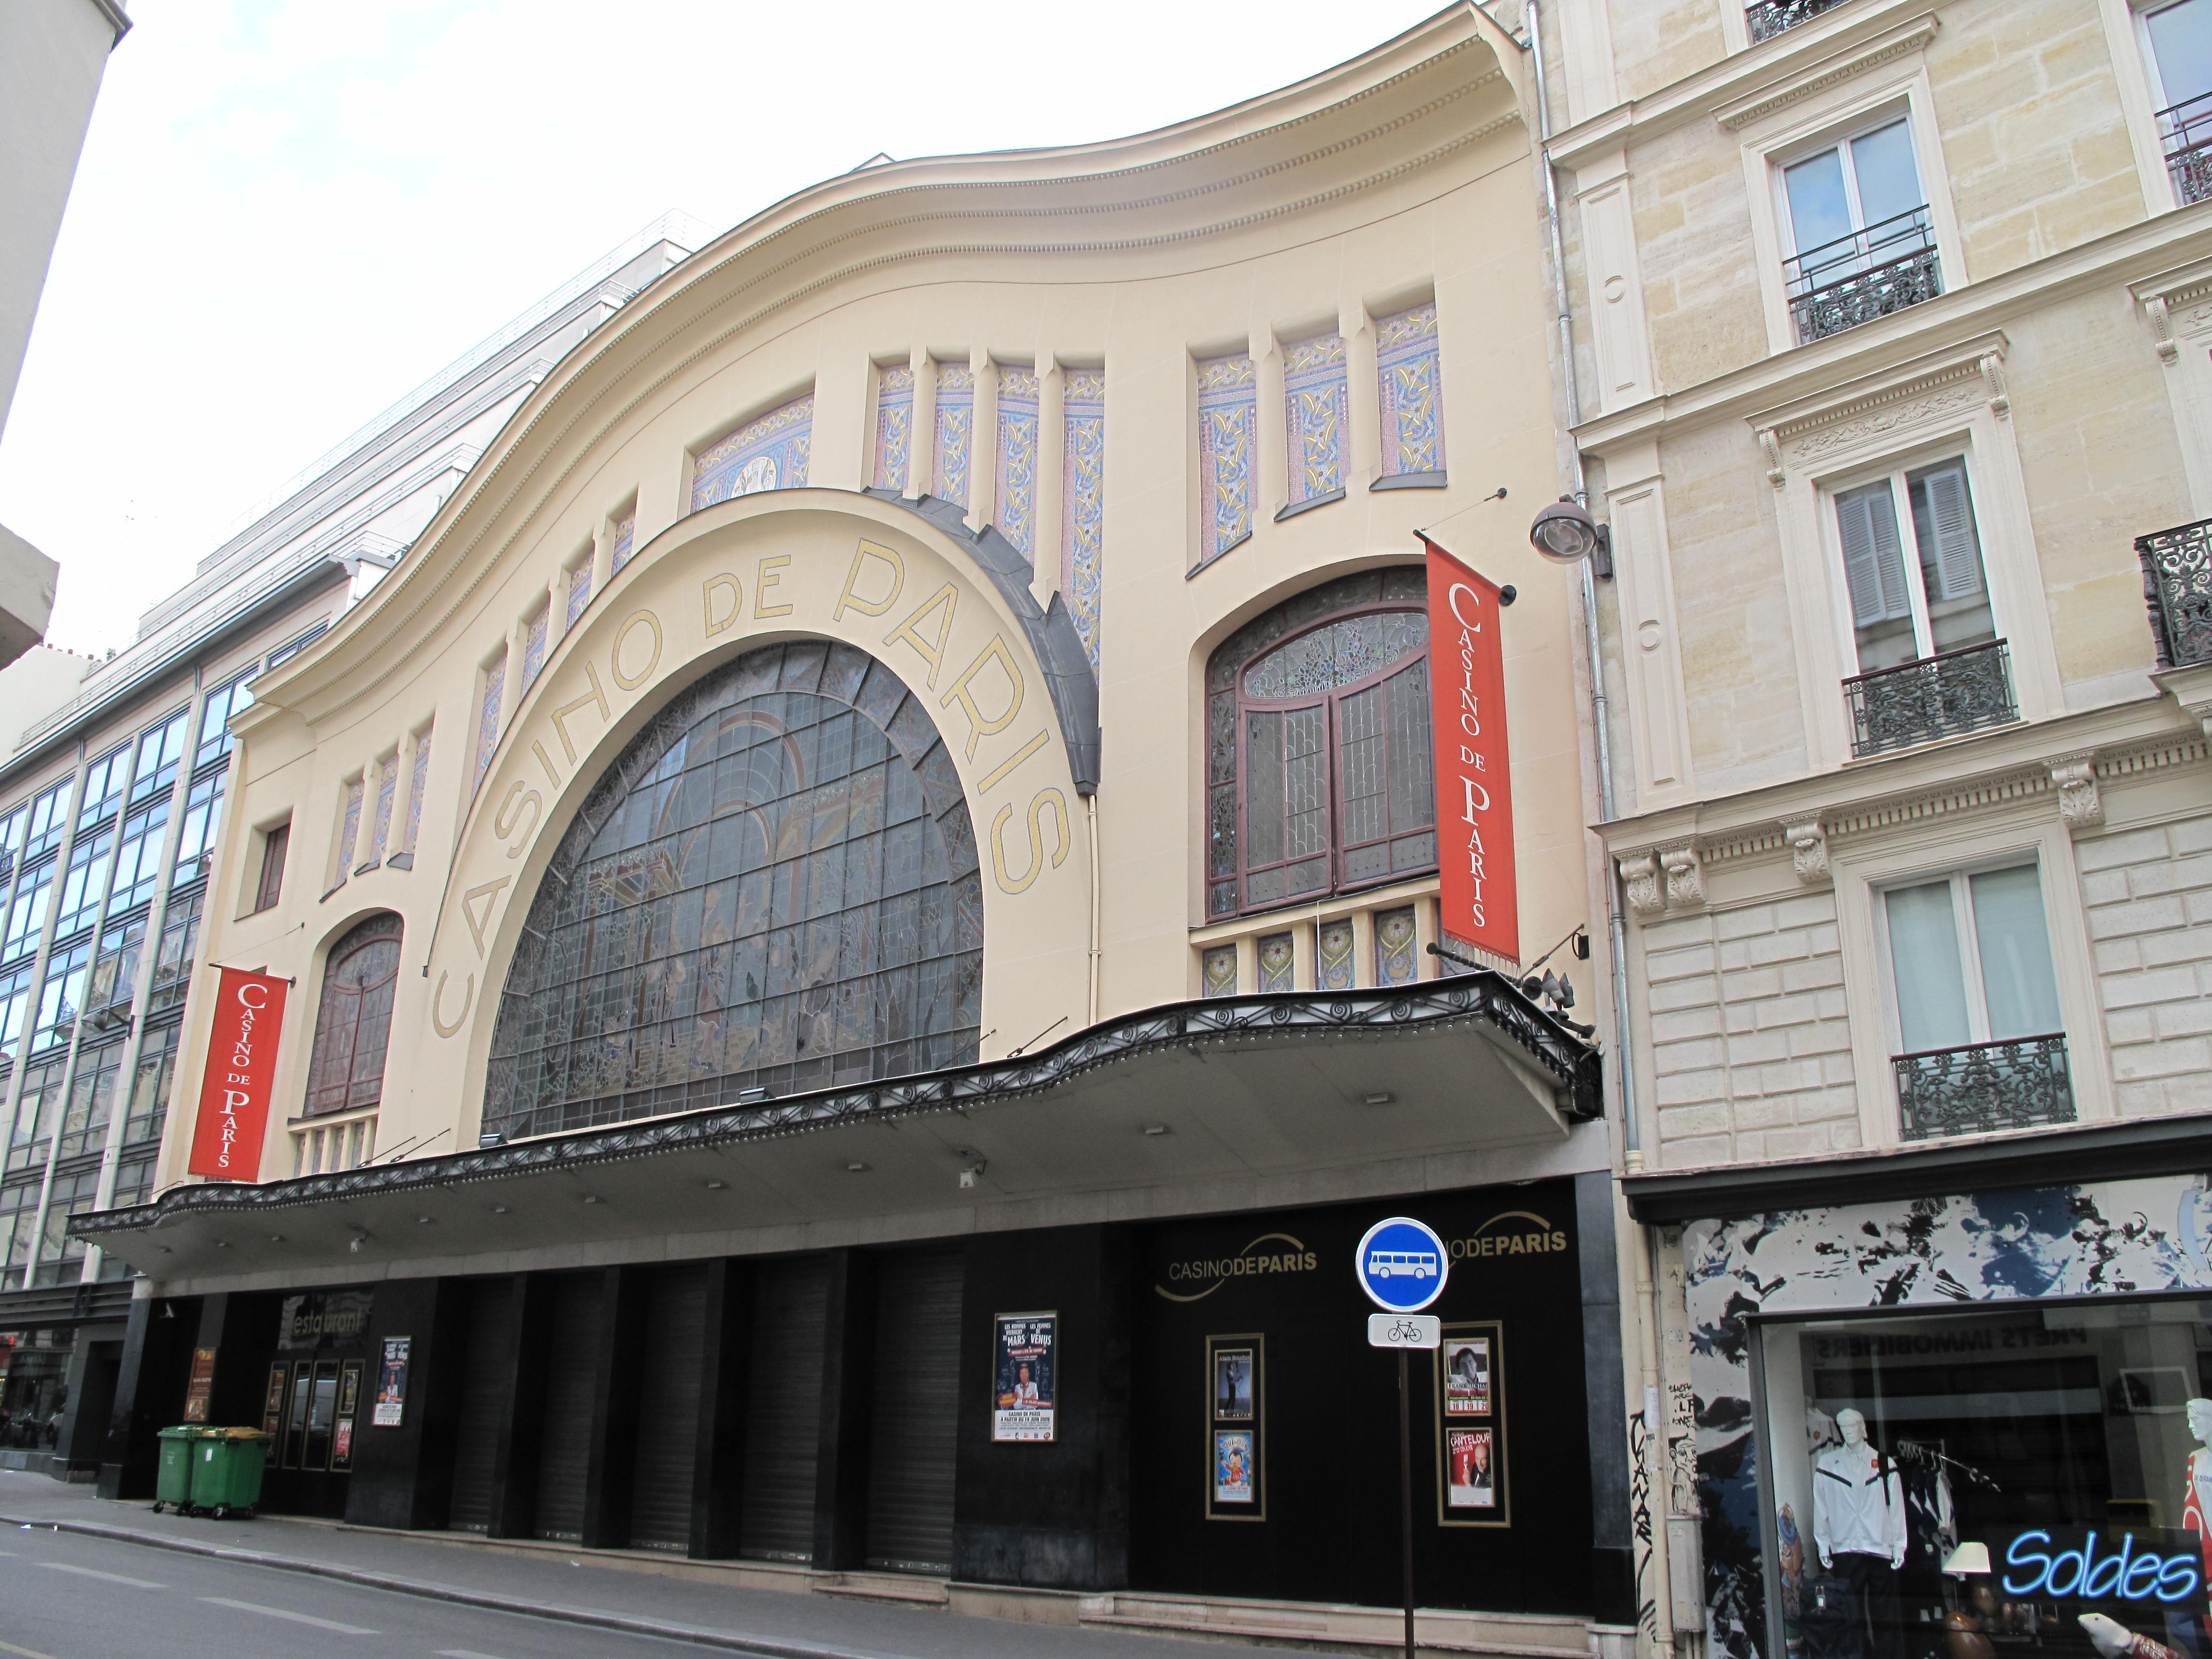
[{"left": 1522, "top": 8, "right": 1672, "bottom": 1658}]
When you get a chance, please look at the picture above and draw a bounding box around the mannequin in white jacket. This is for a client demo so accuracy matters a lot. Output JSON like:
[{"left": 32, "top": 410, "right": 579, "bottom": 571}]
[{"left": 1814, "top": 1409, "right": 1906, "bottom": 1659}]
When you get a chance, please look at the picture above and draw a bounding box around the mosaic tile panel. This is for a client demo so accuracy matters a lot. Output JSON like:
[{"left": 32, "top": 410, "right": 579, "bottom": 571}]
[
  {"left": 1257, "top": 931, "right": 1295, "bottom": 992},
  {"left": 1373, "top": 905, "right": 1418, "bottom": 985},
  {"left": 874, "top": 364, "right": 914, "bottom": 490},
  {"left": 1201, "top": 944, "right": 1239, "bottom": 999},
  {"left": 475, "top": 654, "right": 505, "bottom": 788},
  {"left": 1062, "top": 369, "right": 1105, "bottom": 670},
  {"left": 610, "top": 510, "right": 636, "bottom": 573},
  {"left": 933, "top": 361, "right": 975, "bottom": 509},
  {"left": 566, "top": 559, "right": 592, "bottom": 629},
  {"left": 1376, "top": 304, "right": 1444, "bottom": 476},
  {"left": 402, "top": 729, "right": 431, "bottom": 852},
  {"left": 335, "top": 778, "right": 363, "bottom": 884},
  {"left": 690, "top": 393, "right": 812, "bottom": 512},
  {"left": 1283, "top": 333, "right": 1348, "bottom": 504},
  {"left": 993, "top": 366, "right": 1039, "bottom": 558},
  {"left": 1195, "top": 354, "right": 1256, "bottom": 573},
  {"left": 521, "top": 605, "right": 549, "bottom": 693},
  {"left": 369, "top": 755, "right": 397, "bottom": 863},
  {"left": 1317, "top": 918, "right": 1355, "bottom": 990}
]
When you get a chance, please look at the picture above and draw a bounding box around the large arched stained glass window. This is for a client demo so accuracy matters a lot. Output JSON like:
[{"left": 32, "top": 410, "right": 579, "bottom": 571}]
[
  {"left": 305, "top": 912, "right": 403, "bottom": 1118},
  {"left": 485, "top": 640, "right": 984, "bottom": 1140},
  {"left": 1206, "top": 567, "right": 1436, "bottom": 919}
]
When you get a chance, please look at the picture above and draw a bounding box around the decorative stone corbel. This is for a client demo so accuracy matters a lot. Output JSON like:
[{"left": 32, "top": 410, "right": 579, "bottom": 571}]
[
  {"left": 2049, "top": 752, "right": 2104, "bottom": 830},
  {"left": 2146, "top": 295, "right": 2180, "bottom": 366},
  {"left": 1980, "top": 352, "right": 2010, "bottom": 419},
  {"left": 1780, "top": 815, "right": 1830, "bottom": 885},
  {"left": 1619, "top": 853, "right": 1664, "bottom": 918},
  {"left": 1758, "top": 428, "right": 1784, "bottom": 490},
  {"left": 1658, "top": 842, "right": 1705, "bottom": 910}
]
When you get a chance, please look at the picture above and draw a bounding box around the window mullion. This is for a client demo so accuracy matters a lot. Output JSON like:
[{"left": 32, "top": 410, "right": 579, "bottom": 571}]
[
  {"left": 1894, "top": 471, "right": 1938, "bottom": 657},
  {"left": 1953, "top": 874, "right": 1994, "bottom": 1043}
]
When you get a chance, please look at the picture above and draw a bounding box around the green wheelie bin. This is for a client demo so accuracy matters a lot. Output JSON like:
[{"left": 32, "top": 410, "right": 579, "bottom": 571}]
[
  {"left": 185, "top": 1428, "right": 270, "bottom": 1519},
  {"left": 152, "top": 1426, "right": 206, "bottom": 1515}
]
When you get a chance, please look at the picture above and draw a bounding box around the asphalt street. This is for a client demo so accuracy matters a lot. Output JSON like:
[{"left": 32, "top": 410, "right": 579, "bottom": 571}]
[{"left": 0, "top": 1519, "right": 777, "bottom": 1658}]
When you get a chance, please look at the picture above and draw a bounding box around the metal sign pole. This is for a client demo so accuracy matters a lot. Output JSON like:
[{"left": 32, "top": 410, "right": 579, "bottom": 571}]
[{"left": 1399, "top": 1345, "right": 1415, "bottom": 1659}]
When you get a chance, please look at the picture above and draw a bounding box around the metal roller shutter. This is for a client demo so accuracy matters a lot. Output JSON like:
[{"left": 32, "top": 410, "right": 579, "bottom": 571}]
[
  {"left": 864, "top": 1245, "right": 964, "bottom": 1573},
  {"left": 738, "top": 1255, "right": 829, "bottom": 1561},
  {"left": 447, "top": 1277, "right": 517, "bottom": 1532},
  {"left": 532, "top": 1271, "right": 605, "bottom": 1542},
  {"left": 628, "top": 1261, "right": 709, "bottom": 1552}
]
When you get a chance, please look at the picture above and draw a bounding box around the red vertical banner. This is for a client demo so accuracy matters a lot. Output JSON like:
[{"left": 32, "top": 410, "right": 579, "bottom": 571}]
[
  {"left": 187, "top": 968, "right": 289, "bottom": 1181},
  {"left": 1423, "top": 534, "right": 1520, "bottom": 964}
]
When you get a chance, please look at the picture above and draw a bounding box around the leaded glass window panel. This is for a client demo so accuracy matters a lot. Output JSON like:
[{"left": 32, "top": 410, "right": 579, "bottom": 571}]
[
  {"left": 304, "top": 912, "right": 402, "bottom": 1119},
  {"left": 1205, "top": 568, "right": 1435, "bottom": 918},
  {"left": 485, "top": 640, "right": 985, "bottom": 1140}
]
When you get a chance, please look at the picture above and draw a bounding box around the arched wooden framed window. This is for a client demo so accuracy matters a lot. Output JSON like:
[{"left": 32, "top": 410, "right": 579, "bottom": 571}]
[
  {"left": 304, "top": 911, "right": 402, "bottom": 1118},
  {"left": 1206, "top": 568, "right": 1435, "bottom": 919}
]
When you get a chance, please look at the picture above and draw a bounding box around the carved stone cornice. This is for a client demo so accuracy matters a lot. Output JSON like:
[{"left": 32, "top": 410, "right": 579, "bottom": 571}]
[
  {"left": 1713, "top": 13, "right": 1941, "bottom": 131},
  {"left": 1751, "top": 334, "right": 2009, "bottom": 488},
  {"left": 1781, "top": 815, "right": 1830, "bottom": 885},
  {"left": 2047, "top": 751, "right": 2104, "bottom": 832}
]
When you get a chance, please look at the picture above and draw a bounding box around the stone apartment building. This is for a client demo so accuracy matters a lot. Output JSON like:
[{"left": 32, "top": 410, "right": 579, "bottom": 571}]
[
  {"left": 1530, "top": 1, "right": 2212, "bottom": 1657},
  {"left": 0, "top": 217, "right": 705, "bottom": 1474}
]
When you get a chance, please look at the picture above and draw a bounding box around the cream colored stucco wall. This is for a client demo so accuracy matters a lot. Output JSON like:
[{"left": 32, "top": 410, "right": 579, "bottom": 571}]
[{"left": 152, "top": 9, "right": 1600, "bottom": 1191}]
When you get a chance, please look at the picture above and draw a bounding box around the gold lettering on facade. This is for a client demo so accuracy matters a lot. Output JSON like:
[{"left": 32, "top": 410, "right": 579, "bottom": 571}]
[
  {"left": 702, "top": 574, "right": 743, "bottom": 637},
  {"left": 976, "top": 730, "right": 1049, "bottom": 794},
  {"left": 989, "top": 787, "right": 1069, "bottom": 894},
  {"left": 940, "top": 635, "right": 1025, "bottom": 758},
  {"left": 612, "top": 610, "right": 663, "bottom": 691},
  {"left": 833, "top": 540, "right": 905, "bottom": 621},
  {"left": 460, "top": 876, "right": 513, "bottom": 957},
  {"left": 883, "top": 583, "right": 958, "bottom": 688},
  {"left": 431, "top": 971, "right": 474, "bottom": 1038},
  {"left": 550, "top": 661, "right": 612, "bottom": 763},
  {"left": 493, "top": 782, "right": 541, "bottom": 858},
  {"left": 754, "top": 555, "right": 793, "bottom": 618},
  {"left": 529, "top": 741, "right": 563, "bottom": 789}
]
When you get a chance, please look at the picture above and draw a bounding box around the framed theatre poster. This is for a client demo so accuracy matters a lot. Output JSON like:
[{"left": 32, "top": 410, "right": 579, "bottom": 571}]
[
  {"left": 182, "top": 1347, "right": 216, "bottom": 1422},
  {"left": 992, "top": 1312, "right": 1057, "bottom": 1442},
  {"left": 1437, "top": 1320, "right": 1508, "bottom": 1526},
  {"left": 259, "top": 1362, "right": 288, "bottom": 1435},
  {"left": 373, "top": 1335, "right": 410, "bottom": 1428},
  {"left": 1204, "top": 1333, "right": 1265, "bottom": 1521},
  {"left": 330, "top": 1359, "right": 363, "bottom": 1473}
]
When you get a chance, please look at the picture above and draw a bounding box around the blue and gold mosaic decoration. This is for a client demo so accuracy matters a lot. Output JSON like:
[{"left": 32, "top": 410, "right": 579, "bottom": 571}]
[
  {"left": 1376, "top": 303, "right": 1443, "bottom": 476},
  {"left": 690, "top": 393, "right": 812, "bottom": 513},
  {"left": 873, "top": 364, "right": 914, "bottom": 490},
  {"left": 1282, "top": 332, "right": 1348, "bottom": 504},
  {"left": 1061, "top": 368, "right": 1105, "bottom": 669},
  {"left": 1258, "top": 931, "right": 1295, "bottom": 992},
  {"left": 1201, "top": 943, "right": 1239, "bottom": 999},
  {"left": 610, "top": 509, "right": 636, "bottom": 573},
  {"left": 1317, "top": 918, "right": 1355, "bottom": 991},
  {"left": 933, "top": 361, "right": 975, "bottom": 509},
  {"left": 993, "top": 365, "right": 1039, "bottom": 557},
  {"left": 521, "top": 605, "right": 549, "bottom": 693},
  {"left": 565, "top": 560, "right": 592, "bottom": 629},
  {"left": 1373, "top": 905, "right": 1419, "bottom": 985},
  {"left": 1195, "top": 353, "right": 1255, "bottom": 573}
]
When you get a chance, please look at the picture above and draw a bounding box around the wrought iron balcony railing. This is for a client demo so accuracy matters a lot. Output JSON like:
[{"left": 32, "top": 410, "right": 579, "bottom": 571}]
[
  {"left": 1895, "top": 1033, "right": 2073, "bottom": 1141},
  {"left": 1843, "top": 639, "right": 2017, "bottom": 757},
  {"left": 2135, "top": 517, "right": 2212, "bottom": 669},
  {"left": 1784, "top": 207, "right": 1942, "bottom": 343},
  {"left": 1747, "top": 0, "right": 1848, "bottom": 43},
  {"left": 2159, "top": 90, "right": 2212, "bottom": 205}
]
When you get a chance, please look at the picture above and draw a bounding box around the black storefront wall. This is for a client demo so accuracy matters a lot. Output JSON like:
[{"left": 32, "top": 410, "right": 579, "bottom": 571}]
[{"left": 1129, "top": 1180, "right": 1603, "bottom": 1617}]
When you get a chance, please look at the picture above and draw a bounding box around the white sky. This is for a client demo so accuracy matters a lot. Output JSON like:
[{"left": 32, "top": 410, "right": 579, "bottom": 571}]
[{"left": 0, "top": 0, "right": 1448, "bottom": 657}]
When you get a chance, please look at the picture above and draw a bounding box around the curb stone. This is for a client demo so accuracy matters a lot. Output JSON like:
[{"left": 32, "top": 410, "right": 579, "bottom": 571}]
[{"left": 1, "top": 1512, "right": 917, "bottom": 1659}]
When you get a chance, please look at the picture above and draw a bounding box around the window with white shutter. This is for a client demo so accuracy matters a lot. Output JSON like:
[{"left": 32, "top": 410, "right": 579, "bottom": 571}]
[{"left": 1831, "top": 456, "right": 1997, "bottom": 672}]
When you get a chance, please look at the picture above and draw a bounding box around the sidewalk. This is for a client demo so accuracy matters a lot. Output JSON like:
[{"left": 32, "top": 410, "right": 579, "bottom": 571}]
[{"left": 0, "top": 1470, "right": 1318, "bottom": 1659}]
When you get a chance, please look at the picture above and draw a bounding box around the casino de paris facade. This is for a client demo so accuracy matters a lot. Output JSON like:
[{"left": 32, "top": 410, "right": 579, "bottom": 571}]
[{"left": 55, "top": 9, "right": 1645, "bottom": 1652}]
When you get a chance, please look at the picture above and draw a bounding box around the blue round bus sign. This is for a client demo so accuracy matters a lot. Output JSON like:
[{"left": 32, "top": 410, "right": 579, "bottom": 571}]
[{"left": 1355, "top": 1216, "right": 1450, "bottom": 1313}]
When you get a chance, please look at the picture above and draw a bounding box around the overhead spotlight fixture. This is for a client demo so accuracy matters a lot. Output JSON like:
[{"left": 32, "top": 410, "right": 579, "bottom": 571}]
[
  {"left": 349, "top": 1235, "right": 368, "bottom": 1253},
  {"left": 213, "top": 1239, "right": 230, "bottom": 1249},
  {"left": 1362, "top": 1091, "right": 1397, "bottom": 1107},
  {"left": 269, "top": 1234, "right": 285, "bottom": 1244},
  {"left": 491, "top": 1205, "right": 510, "bottom": 1215},
  {"left": 847, "top": 1162, "right": 871, "bottom": 1173},
  {"left": 705, "top": 1179, "right": 728, "bottom": 1190},
  {"left": 416, "top": 1216, "right": 434, "bottom": 1225},
  {"left": 1142, "top": 1124, "right": 1172, "bottom": 1137},
  {"left": 478, "top": 1132, "right": 505, "bottom": 1149},
  {"left": 957, "top": 1154, "right": 987, "bottom": 1190},
  {"left": 736, "top": 1086, "right": 772, "bottom": 1104},
  {"left": 1529, "top": 496, "right": 1613, "bottom": 576},
  {"left": 582, "top": 1194, "right": 602, "bottom": 1205}
]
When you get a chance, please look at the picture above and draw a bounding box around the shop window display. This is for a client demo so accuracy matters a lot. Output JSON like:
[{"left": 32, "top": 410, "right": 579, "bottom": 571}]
[{"left": 1761, "top": 1303, "right": 2212, "bottom": 1659}]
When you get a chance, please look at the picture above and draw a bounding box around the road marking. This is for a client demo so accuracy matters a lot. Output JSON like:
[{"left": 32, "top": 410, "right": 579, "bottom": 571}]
[
  {"left": 437, "top": 1651, "right": 514, "bottom": 1658},
  {"left": 199, "top": 1597, "right": 376, "bottom": 1634},
  {"left": 0, "top": 1639, "right": 62, "bottom": 1659},
  {"left": 38, "top": 1560, "right": 166, "bottom": 1588}
]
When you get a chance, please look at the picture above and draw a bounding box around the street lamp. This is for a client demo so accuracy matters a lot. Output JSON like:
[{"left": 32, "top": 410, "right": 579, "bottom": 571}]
[{"left": 1529, "top": 497, "right": 1612, "bottom": 576}]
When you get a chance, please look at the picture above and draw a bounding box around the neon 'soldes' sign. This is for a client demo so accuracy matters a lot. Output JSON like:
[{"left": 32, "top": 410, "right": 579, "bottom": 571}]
[
  {"left": 186, "top": 968, "right": 290, "bottom": 1182},
  {"left": 2001, "top": 1529, "right": 2202, "bottom": 1603},
  {"left": 1421, "top": 533, "right": 1519, "bottom": 963}
]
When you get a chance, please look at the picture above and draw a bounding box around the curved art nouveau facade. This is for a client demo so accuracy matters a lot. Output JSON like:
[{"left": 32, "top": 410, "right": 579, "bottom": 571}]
[{"left": 79, "top": 10, "right": 1633, "bottom": 1640}]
